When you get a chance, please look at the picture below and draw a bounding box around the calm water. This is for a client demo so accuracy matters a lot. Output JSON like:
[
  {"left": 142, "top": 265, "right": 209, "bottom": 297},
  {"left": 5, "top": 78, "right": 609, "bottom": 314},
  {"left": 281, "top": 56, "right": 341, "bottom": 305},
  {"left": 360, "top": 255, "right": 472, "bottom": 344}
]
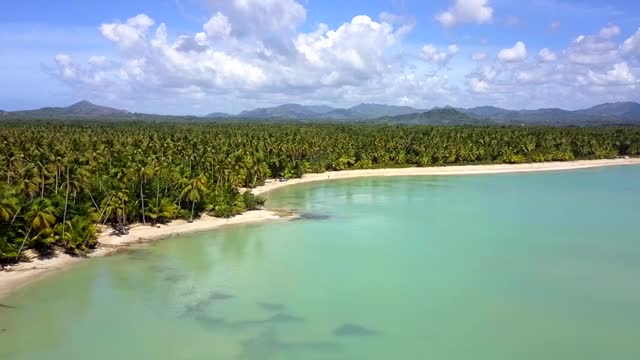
[{"left": 1, "top": 166, "right": 640, "bottom": 360}]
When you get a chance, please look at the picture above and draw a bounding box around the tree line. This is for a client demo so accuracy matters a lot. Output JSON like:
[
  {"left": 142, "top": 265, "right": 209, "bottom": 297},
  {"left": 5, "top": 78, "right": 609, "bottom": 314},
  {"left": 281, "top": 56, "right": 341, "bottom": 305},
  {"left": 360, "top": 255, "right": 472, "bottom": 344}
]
[{"left": 1, "top": 122, "right": 639, "bottom": 266}]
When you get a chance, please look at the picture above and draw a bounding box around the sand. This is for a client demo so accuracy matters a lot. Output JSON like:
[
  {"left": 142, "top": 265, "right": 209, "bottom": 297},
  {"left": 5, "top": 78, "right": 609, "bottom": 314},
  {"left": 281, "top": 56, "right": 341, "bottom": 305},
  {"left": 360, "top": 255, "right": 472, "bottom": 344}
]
[
  {"left": 252, "top": 158, "right": 640, "bottom": 195},
  {"left": 2, "top": 158, "right": 639, "bottom": 300}
]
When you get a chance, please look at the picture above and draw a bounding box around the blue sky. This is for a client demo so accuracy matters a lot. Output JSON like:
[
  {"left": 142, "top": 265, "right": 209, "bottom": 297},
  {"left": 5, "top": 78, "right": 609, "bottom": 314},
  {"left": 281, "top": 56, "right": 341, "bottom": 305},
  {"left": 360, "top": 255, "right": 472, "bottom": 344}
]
[{"left": 1, "top": 0, "right": 640, "bottom": 114}]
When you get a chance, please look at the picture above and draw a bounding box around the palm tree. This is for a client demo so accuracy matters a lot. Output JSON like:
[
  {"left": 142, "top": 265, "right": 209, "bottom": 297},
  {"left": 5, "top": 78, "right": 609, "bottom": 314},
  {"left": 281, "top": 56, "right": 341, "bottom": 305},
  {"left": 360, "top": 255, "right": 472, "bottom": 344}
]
[
  {"left": 181, "top": 175, "right": 208, "bottom": 222},
  {"left": 17, "top": 198, "right": 57, "bottom": 260},
  {"left": 55, "top": 216, "right": 95, "bottom": 254},
  {"left": 138, "top": 164, "right": 153, "bottom": 225}
]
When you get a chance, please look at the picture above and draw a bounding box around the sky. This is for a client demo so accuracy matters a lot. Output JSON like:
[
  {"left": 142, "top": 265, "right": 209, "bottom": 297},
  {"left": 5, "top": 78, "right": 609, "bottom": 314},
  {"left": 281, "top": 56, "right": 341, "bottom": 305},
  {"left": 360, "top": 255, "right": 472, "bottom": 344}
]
[{"left": 1, "top": 0, "right": 640, "bottom": 115}]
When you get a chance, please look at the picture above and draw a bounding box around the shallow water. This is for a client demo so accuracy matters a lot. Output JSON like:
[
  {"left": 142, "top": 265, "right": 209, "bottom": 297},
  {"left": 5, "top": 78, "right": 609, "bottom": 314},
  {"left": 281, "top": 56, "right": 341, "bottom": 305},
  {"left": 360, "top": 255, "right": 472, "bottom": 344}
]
[{"left": 1, "top": 166, "right": 640, "bottom": 360}]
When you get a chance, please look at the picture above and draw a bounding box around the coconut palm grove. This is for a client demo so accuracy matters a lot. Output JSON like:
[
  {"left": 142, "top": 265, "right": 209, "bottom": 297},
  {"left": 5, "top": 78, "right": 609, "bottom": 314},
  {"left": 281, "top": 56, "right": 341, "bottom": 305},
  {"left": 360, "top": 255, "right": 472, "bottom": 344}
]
[{"left": 1, "top": 122, "right": 639, "bottom": 266}]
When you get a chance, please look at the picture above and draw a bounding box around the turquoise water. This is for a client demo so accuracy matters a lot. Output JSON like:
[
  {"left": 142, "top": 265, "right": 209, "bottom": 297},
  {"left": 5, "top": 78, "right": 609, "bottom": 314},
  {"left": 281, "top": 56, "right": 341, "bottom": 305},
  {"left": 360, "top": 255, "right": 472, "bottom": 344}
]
[{"left": 1, "top": 166, "right": 640, "bottom": 359}]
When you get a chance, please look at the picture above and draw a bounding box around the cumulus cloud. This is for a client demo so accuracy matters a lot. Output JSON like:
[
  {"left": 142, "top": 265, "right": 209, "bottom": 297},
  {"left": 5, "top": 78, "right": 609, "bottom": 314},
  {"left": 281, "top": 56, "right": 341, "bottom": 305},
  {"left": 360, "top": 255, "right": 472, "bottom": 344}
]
[
  {"left": 498, "top": 41, "right": 527, "bottom": 62},
  {"left": 211, "top": 0, "right": 306, "bottom": 54},
  {"left": 420, "top": 44, "right": 459, "bottom": 66},
  {"left": 203, "top": 12, "right": 231, "bottom": 39},
  {"left": 53, "top": 7, "right": 425, "bottom": 109},
  {"left": 586, "top": 62, "right": 636, "bottom": 86},
  {"left": 622, "top": 28, "right": 640, "bottom": 54},
  {"left": 564, "top": 26, "right": 626, "bottom": 65},
  {"left": 599, "top": 25, "right": 621, "bottom": 39},
  {"left": 467, "top": 78, "right": 490, "bottom": 93},
  {"left": 435, "top": 0, "right": 493, "bottom": 28},
  {"left": 100, "top": 14, "right": 154, "bottom": 49},
  {"left": 49, "top": 2, "right": 640, "bottom": 112},
  {"left": 538, "top": 48, "right": 557, "bottom": 62},
  {"left": 462, "top": 25, "right": 640, "bottom": 107}
]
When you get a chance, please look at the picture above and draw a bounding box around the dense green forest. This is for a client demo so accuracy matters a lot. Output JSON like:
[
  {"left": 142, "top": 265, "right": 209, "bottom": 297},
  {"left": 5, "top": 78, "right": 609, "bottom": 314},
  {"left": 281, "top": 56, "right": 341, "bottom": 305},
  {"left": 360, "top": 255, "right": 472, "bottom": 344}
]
[{"left": 1, "top": 122, "right": 639, "bottom": 266}]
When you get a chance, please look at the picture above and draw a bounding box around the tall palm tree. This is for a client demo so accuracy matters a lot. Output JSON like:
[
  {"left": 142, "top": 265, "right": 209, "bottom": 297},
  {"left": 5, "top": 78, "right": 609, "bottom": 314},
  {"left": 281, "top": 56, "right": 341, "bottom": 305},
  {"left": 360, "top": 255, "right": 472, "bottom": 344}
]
[
  {"left": 138, "top": 164, "right": 153, "bottom": 225},
  {"left": 181, "top": 175, "right": 208, "bottom": 222}
]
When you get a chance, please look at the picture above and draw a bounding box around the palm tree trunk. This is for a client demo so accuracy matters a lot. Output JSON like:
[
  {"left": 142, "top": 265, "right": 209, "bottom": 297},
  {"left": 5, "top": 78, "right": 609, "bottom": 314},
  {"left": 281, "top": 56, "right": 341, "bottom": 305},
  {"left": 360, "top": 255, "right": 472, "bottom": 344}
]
[
  {"left": 87, "top": 189, "right": 100, "bottom": 213},
  {"left": 55, "top": 165, "right": 59, "bottom": 194},
  {"left": 190, "top": 201, "right": 195, "bottom": 222},
  {"left": 10, "top": 207, "right": 20, "bottom": 225},
  {"left": 16, "top": 228, "right": 32, "bottom": 261},
  {"left": 41, "top": 169, "right": 45, "bottom": 199},
  {"left": 140, "top": 180, "right": 146, "bottom": 224},
  {"left": 61, "top": 167, "right": 70, "bottom": 248}
]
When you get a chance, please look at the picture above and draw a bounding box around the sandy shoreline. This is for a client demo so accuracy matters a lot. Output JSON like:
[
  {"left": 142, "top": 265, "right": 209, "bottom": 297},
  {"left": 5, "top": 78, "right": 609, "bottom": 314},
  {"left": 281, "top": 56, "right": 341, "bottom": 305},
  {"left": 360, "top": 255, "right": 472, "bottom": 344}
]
[
  {"left": 0, "top": 210, "right": 287, "bottom": 300},
  {"left": 2, "top": 158, "right": 639, "bottom": 300},
  {"left": 252, "top": 158, "right": 640, "bottom": 195}
]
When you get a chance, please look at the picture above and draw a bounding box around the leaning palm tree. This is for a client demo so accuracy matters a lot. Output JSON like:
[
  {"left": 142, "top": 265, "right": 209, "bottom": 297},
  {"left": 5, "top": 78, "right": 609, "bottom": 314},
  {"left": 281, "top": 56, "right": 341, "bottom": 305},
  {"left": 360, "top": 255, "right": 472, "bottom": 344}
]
[
  {"left": 16, "top": 198, "right": 57, "bottom": 260},
  {"left": 181, "top": 175, "right": 208, "bottom": 222}
]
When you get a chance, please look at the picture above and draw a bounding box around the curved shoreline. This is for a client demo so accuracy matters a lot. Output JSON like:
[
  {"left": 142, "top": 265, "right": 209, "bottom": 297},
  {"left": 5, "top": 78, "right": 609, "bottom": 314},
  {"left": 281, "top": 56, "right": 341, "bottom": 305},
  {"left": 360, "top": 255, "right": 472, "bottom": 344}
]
[
  {"left": 251, "top": 158, "right": 640, "bottom": 195},
  {"left": 2, "top": 158, "right": 639, "bottom": 300},
  {"left": 0, "top": 210, "right": 289, "bottom": 300}
]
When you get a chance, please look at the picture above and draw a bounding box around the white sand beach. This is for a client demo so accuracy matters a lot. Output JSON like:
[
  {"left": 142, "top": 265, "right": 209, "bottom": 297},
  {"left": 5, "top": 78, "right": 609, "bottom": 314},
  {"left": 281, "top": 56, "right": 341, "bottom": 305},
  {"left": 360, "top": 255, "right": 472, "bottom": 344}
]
[{"left": 252, "top": 158, "right": 640, "bottom": 195}]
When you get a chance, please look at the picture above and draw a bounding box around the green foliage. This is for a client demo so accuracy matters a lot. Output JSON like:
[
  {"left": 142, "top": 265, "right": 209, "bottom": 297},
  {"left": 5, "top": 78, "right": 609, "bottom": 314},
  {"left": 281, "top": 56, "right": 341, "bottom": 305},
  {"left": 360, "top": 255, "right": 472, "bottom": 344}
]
[
  {"left": 242, "top": 191, "right": 266, "bottom": 211},
  {"left": 0, "top": 122, "right": 638, "bottom": 266}
]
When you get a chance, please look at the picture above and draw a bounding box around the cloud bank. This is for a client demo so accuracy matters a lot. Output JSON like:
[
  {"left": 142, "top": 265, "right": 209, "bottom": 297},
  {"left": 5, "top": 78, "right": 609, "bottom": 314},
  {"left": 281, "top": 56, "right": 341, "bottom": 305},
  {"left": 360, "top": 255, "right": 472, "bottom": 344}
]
[{"left": 49, "top": 0, "right": 640, "bottom": 113}]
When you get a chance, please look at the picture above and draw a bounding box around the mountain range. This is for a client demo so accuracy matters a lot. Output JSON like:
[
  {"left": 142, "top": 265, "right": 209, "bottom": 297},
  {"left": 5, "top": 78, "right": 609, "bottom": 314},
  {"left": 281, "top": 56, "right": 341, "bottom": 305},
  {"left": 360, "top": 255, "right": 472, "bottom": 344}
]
[{"left": 2, "top": 100, "right": 640, "bottom": 126}]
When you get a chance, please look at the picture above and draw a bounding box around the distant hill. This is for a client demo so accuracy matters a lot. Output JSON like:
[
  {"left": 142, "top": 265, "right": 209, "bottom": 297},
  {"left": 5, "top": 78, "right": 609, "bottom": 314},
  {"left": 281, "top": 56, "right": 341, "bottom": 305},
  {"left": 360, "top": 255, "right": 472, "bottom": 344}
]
[
  {"left": 374, "top": 108, "right": 491, "bottom": 125},
  {"left": 203, "top": 112, "right": 232, "bottom": 118},
  {"left": 7, "top": 100, "right": 129, "bottom": 119},
  {"left": 575, "top": 102, "right": 640, "bottom": 119},
  {"left": 461, "top": 103, "right": 640, "bottom": 125},
  {"left": 2, "top": 100, "right": 639, "bottom": 126},
  {"left": 238, "top": 104, "right": 336, "bottom": 119},
  {"left": 349, "top": 103, "right": 423, "bottom": 117},
  {"left": 464, "top": 106, "right": 515, "bottom": 118},
  {"left": 321, "top": 108, "right": 368, "bottom": 120}
]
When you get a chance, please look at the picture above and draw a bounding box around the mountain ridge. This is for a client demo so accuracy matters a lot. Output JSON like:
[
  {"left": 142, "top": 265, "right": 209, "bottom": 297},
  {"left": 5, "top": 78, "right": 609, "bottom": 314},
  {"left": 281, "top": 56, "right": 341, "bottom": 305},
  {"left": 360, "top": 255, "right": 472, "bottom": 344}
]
[{"left": 2, "top": 100, "right": 640, "bottom": 126}]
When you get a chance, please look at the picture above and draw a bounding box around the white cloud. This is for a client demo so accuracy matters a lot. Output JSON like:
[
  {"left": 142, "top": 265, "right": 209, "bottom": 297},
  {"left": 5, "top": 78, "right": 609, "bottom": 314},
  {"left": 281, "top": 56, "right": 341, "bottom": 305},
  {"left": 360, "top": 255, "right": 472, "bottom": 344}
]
[
  {"left": 420, "top": 44, "right": 459, "bottom": 66},
  {"left": 293, "top": 15, "right": 406, "bottom": 86},
  {"left": 461, "top": 25, "right": 640, "bottom": 108},
  {"left": 471, "top": 52, "right": 488, "bottom": 61},
  {"left": 599, "top": 25, "right": 621, "bottom": 39},
  {"left": 622, "top": 28, "right": 640, "bottom": 54},
  {"left": 566, "top": 28, "right": 619, "bottom": 65},
  {"left": 100, "top": 14, "right": 154, "bottom": 49},
  {"left": 468, "top": 78, "right": 490, "bottom": 93},
  {"left": 213, "top": 0, "right": 306, "bottom": 54},
  {"left": 88, "top": 55, "right": 107, "bottom": 66},
  {"left": 54, "top": 9, "right": 421, "bottom": 108},
  {"left": 435, "top": 0, "right": 493, "bottom": 28},
  {"left": 498, "top": 41, "right": 527, "bottom": 62},
  {"left": 48, "top": 3, "right": 640, "bottom": 113},
  {"left": 538, "top": 48, "right": 557, "bottom": 62},
  {"left": 586, "top": 62, "right": 636, "bottom": 86},
  {"left": 203, "top": 12, "right": 231, "bottom": 39}
]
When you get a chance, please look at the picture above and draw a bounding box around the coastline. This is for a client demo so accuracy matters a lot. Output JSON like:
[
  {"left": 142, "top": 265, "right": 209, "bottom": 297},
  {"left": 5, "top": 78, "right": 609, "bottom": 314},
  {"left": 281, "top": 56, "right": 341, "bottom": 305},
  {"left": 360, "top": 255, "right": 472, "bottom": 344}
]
[
  {"left": 2, "top": 158, "right": 639, "bottom": 300},
  {"left": 0, "top": 210, "right": 288, "bottom": 300},
  {"left": 251, "top": 158, "right": 640, "bottom": 195}
]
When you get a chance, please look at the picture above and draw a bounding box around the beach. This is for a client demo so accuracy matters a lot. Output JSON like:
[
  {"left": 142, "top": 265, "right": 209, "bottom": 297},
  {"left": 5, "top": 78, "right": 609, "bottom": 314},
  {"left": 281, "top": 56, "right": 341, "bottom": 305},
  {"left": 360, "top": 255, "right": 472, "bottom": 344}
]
[
  {"left": 252, "top": 158, "right": 640, "bottom": 195},
  {"left": 2, "top": 158, "right": 639, "bottom": 300},
  {"left": 0, "top": 210, "right": 286, "bottom": 299}
]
